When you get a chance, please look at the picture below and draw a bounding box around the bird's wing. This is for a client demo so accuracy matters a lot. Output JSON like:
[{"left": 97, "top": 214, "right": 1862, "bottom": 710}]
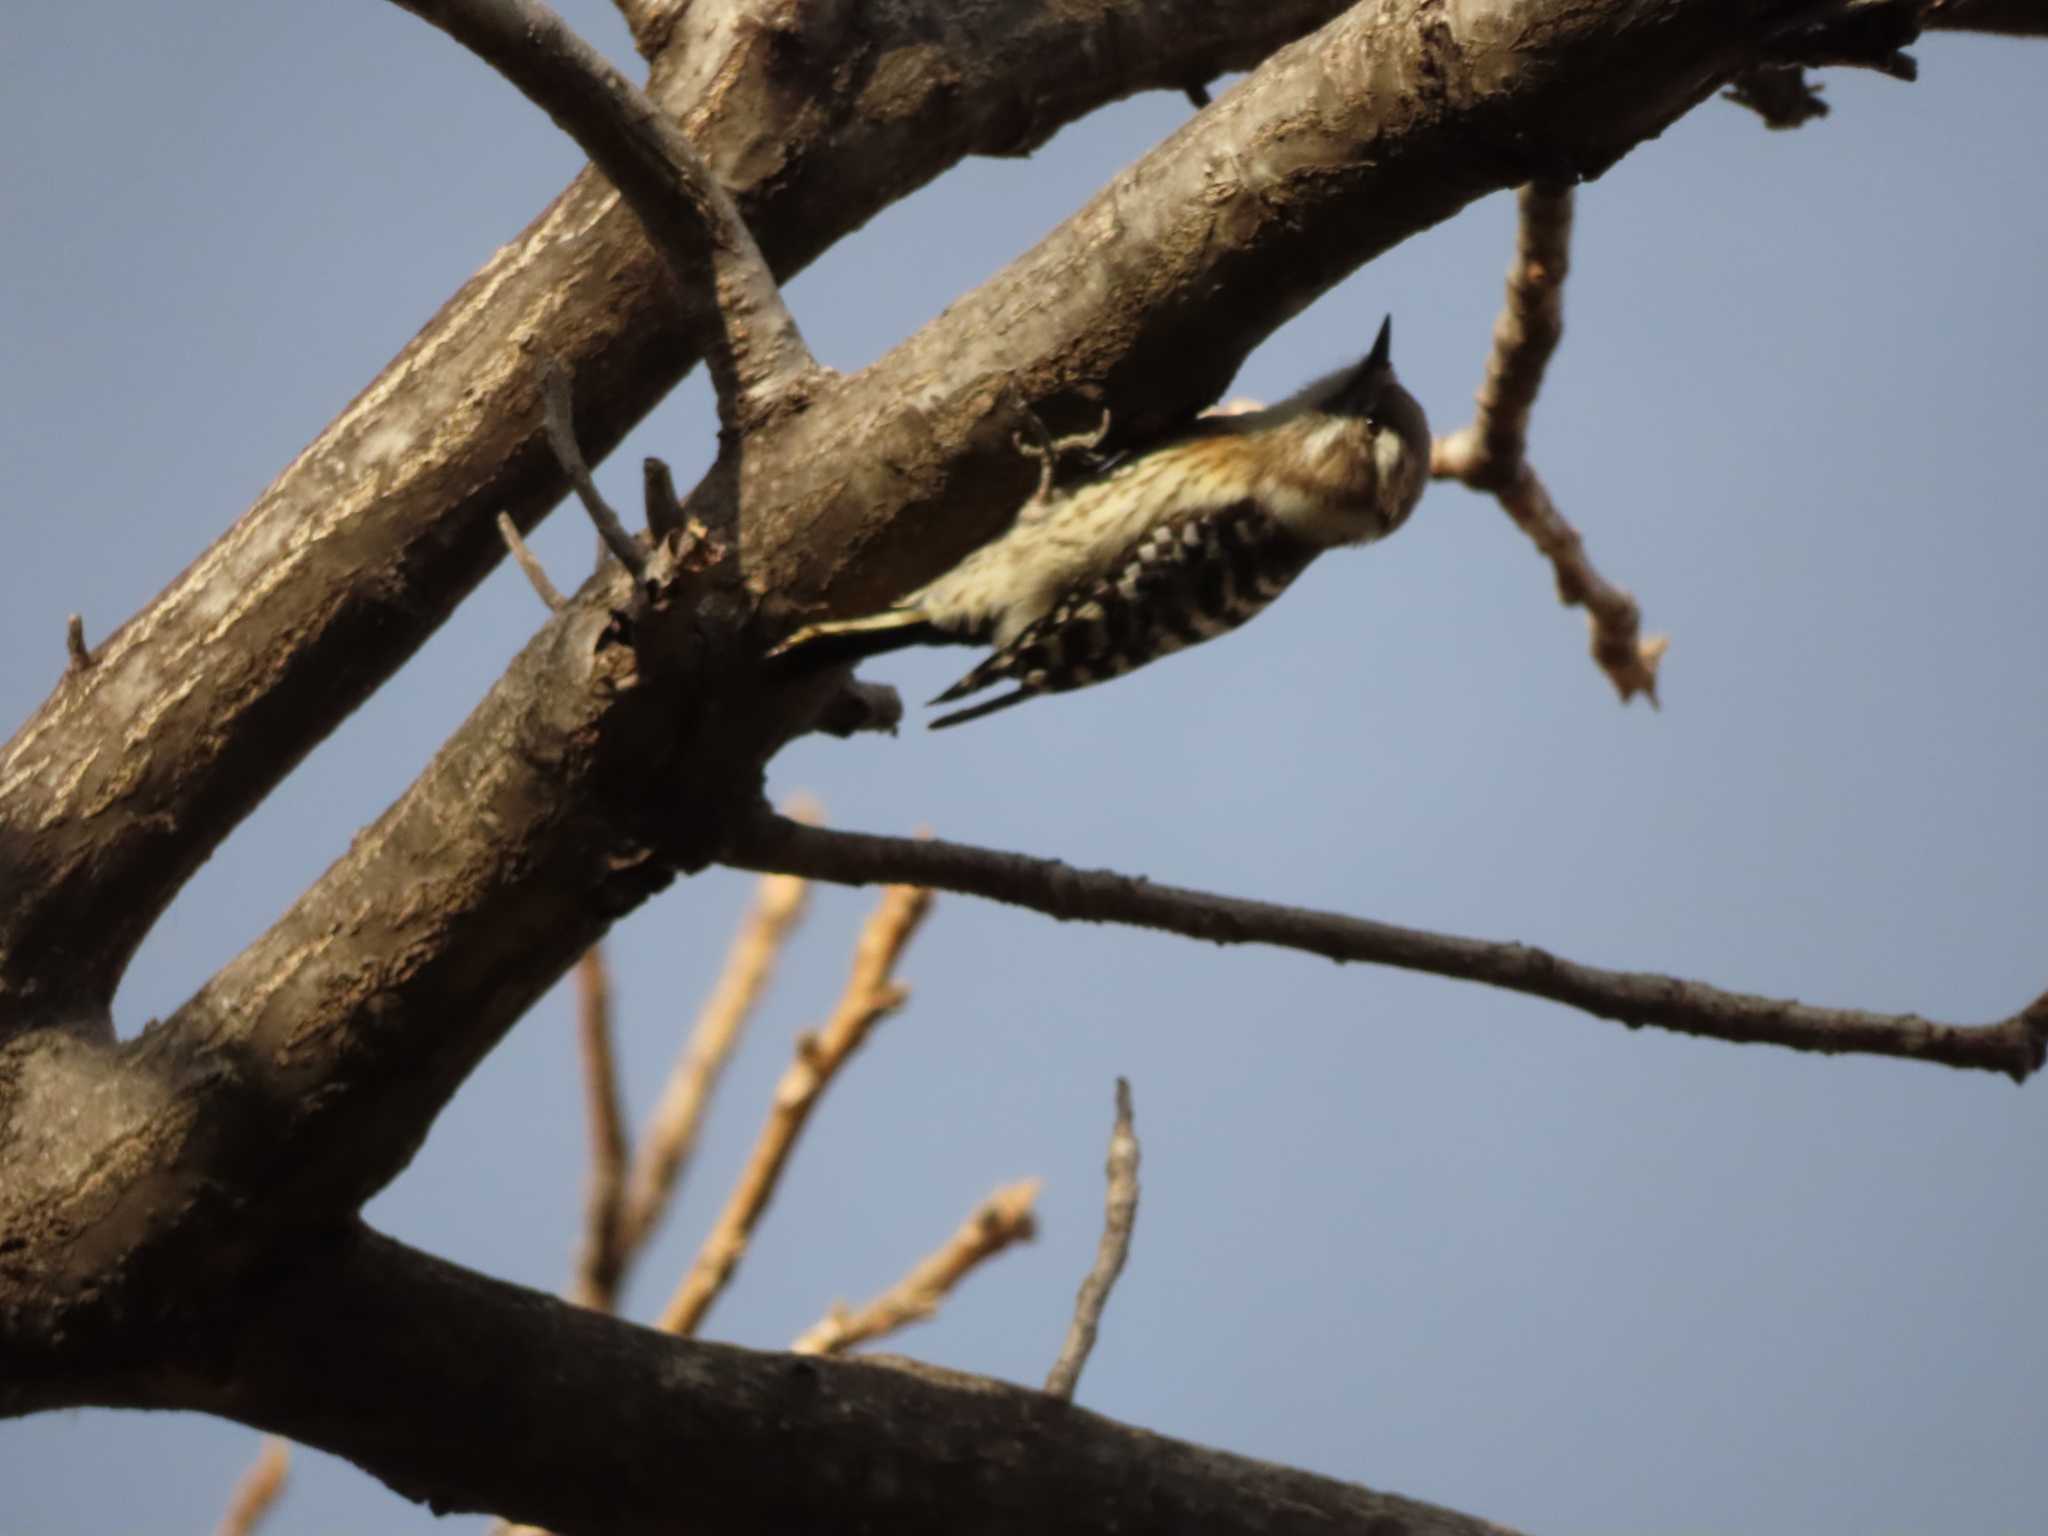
[{"left": 926, "top": 500, "right": 1314, "bottom": 725}]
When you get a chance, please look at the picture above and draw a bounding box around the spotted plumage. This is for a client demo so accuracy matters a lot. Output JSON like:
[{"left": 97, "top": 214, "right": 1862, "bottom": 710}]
[
  {"left": 926, "top": 503, "right": 1315, "bottom": 727},
  {"left": 769, "top": 316, "right": 1431, "bottom": 728}
]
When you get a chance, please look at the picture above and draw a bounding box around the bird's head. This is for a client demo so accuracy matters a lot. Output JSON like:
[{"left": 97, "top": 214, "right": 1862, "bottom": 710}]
[{"left": 1267, "top": 316, "right": 1431, "bottom": 544}]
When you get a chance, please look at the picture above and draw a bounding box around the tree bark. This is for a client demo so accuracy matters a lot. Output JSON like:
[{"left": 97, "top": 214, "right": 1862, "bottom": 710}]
[{"left": 2, "top": 1, "right": 2027, "bottom": 1531}]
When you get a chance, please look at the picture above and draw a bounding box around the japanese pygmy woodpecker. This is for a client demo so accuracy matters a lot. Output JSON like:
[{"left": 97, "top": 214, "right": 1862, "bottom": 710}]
[{"left": 771, "top": 317, "right": 1431, "bottom": 728}]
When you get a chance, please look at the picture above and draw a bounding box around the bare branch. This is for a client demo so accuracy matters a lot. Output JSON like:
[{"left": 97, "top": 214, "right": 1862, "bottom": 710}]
[
  {"left": 657, "top": 883, "right": 934, "bottom": 1335},
  {"left": 0, "top": 0, "right": 1792, "bottom": 1022},
  {"left": 1433, "top": 183, "right": 1667, "bottom": 704},
  {"left": 387, "top": 0, "right": 816, "bottom": 427},
  {"left": 792, "top": 1179, "right": 1041, "bottom": 1357},
  {"left": 1045, "top": 1079, "right": 1140, "bottom": 1401},
  {"left": 1924, "top": 0, "right": 2048, "bottom": 35},
  {"left": 617, "top": 849, "right": 816, "bottom": 1264},
  {"left": 178, "top": 1224, "right": 1531, "bottom": 1536},
  {"left": 570, "top": 945, "right": 629, "bottom": 1312},
  {"left": 496, "top": 513, "right": 567, "bottom": 611},
  {"left": 726, "top": 815, "right": 2048, "bottom": 1081},
  {"left": 538, "top": 358, "right": 645, "bottom": 579},
  {"left": 213, "top": 1437, "right": 290, "bottom": 1536}
]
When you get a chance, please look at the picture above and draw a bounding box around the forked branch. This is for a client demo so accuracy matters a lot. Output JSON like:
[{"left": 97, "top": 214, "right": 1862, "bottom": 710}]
[
  {"left": 387, "top": 0, "right": 816, "bottom": 427},
  {"left": 726, "top": 815, "right": 2048, "bottom": 1080},
  {"left": 1433, "top": 182, "right": 1667, "bottom": 703}
]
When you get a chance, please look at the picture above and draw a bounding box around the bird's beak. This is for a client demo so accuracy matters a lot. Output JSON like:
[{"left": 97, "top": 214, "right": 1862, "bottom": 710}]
[{"left": 1366, "top": 315, "right": 1393, "bottom": 373}]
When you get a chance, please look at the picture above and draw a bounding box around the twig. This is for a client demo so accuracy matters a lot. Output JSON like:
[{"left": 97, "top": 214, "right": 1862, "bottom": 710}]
[
  {"left": 656, "top": 882, "right": 934, "bottom": 1335},
  {"left": 386, "top": 0, "right": 816, "bottom": 429},
  {"left": 1045, "top": 1079, "right": 1139, "bottom": 1401},
  {"left": 617, "top": 851, "right": 816, "bottom": 1263},
  {"left": 214, "top": 1437, "right": 290, "bottom": 1536},
  {"left": 538, "top": 358, "right": 645, "bottom": 579},
  {"left": 725, "top": 814, "right": 2048, "bottom": 1081},
  {"left": 63, "top": 613, "right": 90, "bottom": 673},
  {"left": 641, "top": 456, "right": 684, "bottom": 541},
  {"left": 496, "top": 512, "right": 566, "bottom": 610},
  {"left": 1432, "top": 182, "right": 1666, "bottom": 704},
  {"left": 570, "top": 945, "right": 629, "bottom": 1311},
  {"left": 792, "top": 1179, "right": 1041, "bottom": 1356}
]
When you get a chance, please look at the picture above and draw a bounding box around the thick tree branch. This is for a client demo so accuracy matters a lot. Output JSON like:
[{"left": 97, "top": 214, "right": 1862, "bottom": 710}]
[
  {"left": 1923, "top": 0, "right": 2048, "bottom": 34},
  {"left": 725, "top": 816, "right": 2048, "bottom": 1080},
  {"left": 391, "top": 0, "right": 817, "bottom": 427},
  {"left": 8, "top": 4, "right": 2003, "bottom": 1514},
  {"left": 157, "top": 1224, "right": 1529, "bottom": 1536},
  {"left": 3, "top": 0, "right": 1958, "bottom": 1430},
  {"left": 0, "top": 0, "right": 1357, "bottom": 1034}
]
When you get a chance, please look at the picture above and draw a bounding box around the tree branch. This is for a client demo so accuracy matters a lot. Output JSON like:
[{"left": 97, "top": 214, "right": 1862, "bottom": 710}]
[
  {"left": 792, "top": 1179, "right": 1040, "bottom": 1357},
  {"left": 540, "top": 358, "right": 648, "bottom": 578},
  {"left": 213, "top": 1437, "right": 291, "bottom": 1536},
  {"left": 1433, "top": 182, "right": 1667, "bottom": 703},
  {"left": 724, "top": 815, "right": 2048, "bottom": 1080},
  {"left": 0, "top": 0, "right": 1355, "bottom": 1031},
  {"left": 1922, "top": 0, "right": 2048, "bottom": 34},
  {"left": 657, "top": 884, "right": 933, "bottom": 1335},
  {"left": 167, "top": 1223, "right": 1531, "bottom": 1536},
  {"left": 617, "top": 854, "right": 813, "bottom": 1266},
  {"left": 1044, "top": 1079, "right": 1139, "bottom": 1402},
  {"left": 569, "top": 945, "right": 629, "bottom": 1312},
  {"left": 389, "top": 0, "right": 817, "bottom": 428}
]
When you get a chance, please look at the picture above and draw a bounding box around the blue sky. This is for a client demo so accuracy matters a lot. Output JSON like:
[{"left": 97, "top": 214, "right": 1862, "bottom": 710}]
[{"left": 3, "top": 6, "right": 2043, "bottom": 1533}]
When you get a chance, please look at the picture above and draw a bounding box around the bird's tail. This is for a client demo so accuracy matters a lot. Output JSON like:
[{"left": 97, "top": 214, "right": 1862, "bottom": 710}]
[{"left": 767, "top": 608, "right": 949, "bottom": 668}]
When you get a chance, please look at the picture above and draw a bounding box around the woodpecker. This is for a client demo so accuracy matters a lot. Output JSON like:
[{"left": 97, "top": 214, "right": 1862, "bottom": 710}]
[{"left": 772, "top": 316, "right": 1430, "bottom": 728}]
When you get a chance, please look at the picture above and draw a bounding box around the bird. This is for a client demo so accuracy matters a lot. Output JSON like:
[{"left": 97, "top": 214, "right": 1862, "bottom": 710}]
[{"left": 770, "top": 316, "right": 1430, "bottom": 728}]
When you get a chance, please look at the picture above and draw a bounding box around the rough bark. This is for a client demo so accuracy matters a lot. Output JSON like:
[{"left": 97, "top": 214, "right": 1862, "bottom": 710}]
[
  {"left": 0, "top": 0, "right": 1357, "bottom": 1035},
  {"left": 2, "top": 0, "right": 2026, "bottom": 1531}
]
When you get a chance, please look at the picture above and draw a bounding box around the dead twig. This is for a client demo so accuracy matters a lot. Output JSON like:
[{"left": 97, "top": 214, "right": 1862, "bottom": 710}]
[
  {"left": 213, "top": 1437, "right": 290, "bottom": 1536},
  {"left": 641, "top": 456, "right": 685, "bottom": 542},
  {"left": 1045, "top": 1079, "right": 1140, "bottom": 1401},
  {"left": 497, "top": 512, "right": 566, "bottom": 610},
  {"left": 725, "top": 814, "right": 2048, "bottom": 1081},
  {"left": 569, "top": 945, "right": 629, "bottom": 1311},
  {"left": 793, "top": 1179, "right": 1041, "bottom": 1356},
  {"left": 1432, "top": 181, "right": 1666, "bottom": 704},
  {"left": 538, "top": 358, "right": 645, "bottom": 579},
  {"left": 63, "top": 613, "right": 91, "bottom": 674},
  {"left": 617, "top": 849, "right": 816, "bottom": 1264},
  {"left": 656, "top": 881, "right": 934, "bottom": 1335}
]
